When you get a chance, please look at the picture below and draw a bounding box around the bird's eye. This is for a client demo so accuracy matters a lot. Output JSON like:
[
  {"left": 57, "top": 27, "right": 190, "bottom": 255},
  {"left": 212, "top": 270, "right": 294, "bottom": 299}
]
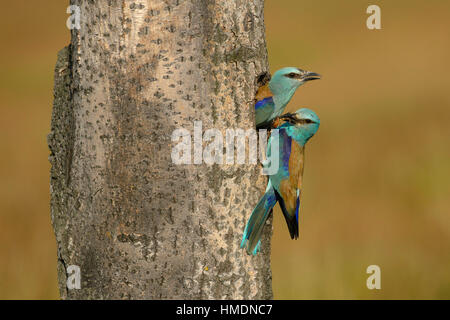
[
  {"left": 304, "top": 119, "right": 313, "bottom": 124},
  {"left": 288, "top": 73, "right": 297, "bottom": 78}
]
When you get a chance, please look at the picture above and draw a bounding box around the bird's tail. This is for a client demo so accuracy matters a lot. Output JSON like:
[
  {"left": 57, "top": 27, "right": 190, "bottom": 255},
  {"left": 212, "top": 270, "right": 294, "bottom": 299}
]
[
  {"left": 240, "top": 183, "right": 277, "bottom": 255},
  {"left": 275, "top": 189, "right": 300, "bottom": 239}
]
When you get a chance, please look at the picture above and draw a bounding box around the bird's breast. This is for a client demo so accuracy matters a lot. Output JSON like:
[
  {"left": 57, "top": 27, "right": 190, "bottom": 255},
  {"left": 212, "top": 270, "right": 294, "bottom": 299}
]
[{"left": 288, "top": 141, "right": 304, "bottom": 191}]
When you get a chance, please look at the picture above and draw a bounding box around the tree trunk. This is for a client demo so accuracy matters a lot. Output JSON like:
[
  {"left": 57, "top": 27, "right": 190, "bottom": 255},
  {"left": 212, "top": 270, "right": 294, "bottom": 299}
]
[{"left": 48, "top": 0, "right": 271, "bottom": 299}]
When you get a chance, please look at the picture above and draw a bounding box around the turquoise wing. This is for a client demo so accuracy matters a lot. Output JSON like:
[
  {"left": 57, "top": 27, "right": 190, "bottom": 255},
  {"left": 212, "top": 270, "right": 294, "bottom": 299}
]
[{"left": 255, "top": 97, "right": 275, "bottom": 127}]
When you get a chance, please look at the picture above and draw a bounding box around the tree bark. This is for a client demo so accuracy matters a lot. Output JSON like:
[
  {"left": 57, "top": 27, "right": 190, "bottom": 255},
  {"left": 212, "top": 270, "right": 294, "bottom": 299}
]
[{"left": 48, "top": 0, "right": 271, "bottom": 299}]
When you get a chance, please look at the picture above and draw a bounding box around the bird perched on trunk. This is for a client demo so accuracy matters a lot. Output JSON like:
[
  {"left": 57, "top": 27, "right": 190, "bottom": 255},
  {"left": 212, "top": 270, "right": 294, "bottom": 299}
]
[
  {"left": 241, "top": 108, "right": 320, "bottom": 255},
  {"left": 255, "top": 67, "right": 321, "bottom": 130}
]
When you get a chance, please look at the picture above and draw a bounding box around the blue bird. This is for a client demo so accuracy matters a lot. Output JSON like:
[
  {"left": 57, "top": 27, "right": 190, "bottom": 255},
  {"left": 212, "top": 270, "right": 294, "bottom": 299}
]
[
  {"left": 255, "top": 67, "right": 321, "bottom": 130},
  {"left": 241, "top": 108, "right": 320, "bottom": 255}
]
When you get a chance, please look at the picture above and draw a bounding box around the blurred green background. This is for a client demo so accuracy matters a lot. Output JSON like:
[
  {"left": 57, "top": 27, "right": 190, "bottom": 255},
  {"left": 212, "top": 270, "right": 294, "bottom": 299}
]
[{"left": 0, "top": 0, "right": 449, "bottom": 299}]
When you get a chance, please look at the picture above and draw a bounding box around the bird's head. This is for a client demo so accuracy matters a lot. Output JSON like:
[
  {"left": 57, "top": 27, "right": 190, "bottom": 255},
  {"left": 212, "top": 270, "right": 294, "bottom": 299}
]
[
  {"left": 269, "top": 67, "right": 321, "bottom": 98},
  {"left": 279, "top": 108, "right": 320, "bottom": 143}
]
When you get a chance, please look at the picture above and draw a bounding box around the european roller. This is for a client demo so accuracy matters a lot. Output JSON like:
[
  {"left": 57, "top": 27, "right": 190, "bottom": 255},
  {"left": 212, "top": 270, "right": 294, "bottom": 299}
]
[
  {"left": 241, "top": 108, "right": 320, "bottom": 255},
  {"left": 255, "top": 67, "right": 320, "bottom": 130}
]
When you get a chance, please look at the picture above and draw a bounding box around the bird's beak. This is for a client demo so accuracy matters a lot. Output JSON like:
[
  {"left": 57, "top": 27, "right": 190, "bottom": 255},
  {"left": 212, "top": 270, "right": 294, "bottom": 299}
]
[{"left": 300, "top": 71, "right": 321, "bottom": 82}]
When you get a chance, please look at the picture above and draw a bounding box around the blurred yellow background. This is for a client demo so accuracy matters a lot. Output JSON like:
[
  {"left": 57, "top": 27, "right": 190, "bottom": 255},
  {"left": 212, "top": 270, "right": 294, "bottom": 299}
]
[{"left": 0, "top": 0, "right": 449, "bottom": 299}]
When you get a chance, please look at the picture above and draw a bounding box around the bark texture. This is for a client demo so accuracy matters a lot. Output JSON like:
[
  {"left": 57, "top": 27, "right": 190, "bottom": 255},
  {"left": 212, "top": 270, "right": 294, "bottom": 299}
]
[{"left": 48, "top": 0, "right": 271, "bottom": 299}]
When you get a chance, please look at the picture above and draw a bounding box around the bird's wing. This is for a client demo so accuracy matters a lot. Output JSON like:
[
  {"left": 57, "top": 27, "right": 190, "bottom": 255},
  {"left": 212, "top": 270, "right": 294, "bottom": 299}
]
[
  {"left": 255, "top": 84, "right": 275, "bottom": 127},
  {"left": 270, "top": 130, "right": 304, "bottom": 239}
]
